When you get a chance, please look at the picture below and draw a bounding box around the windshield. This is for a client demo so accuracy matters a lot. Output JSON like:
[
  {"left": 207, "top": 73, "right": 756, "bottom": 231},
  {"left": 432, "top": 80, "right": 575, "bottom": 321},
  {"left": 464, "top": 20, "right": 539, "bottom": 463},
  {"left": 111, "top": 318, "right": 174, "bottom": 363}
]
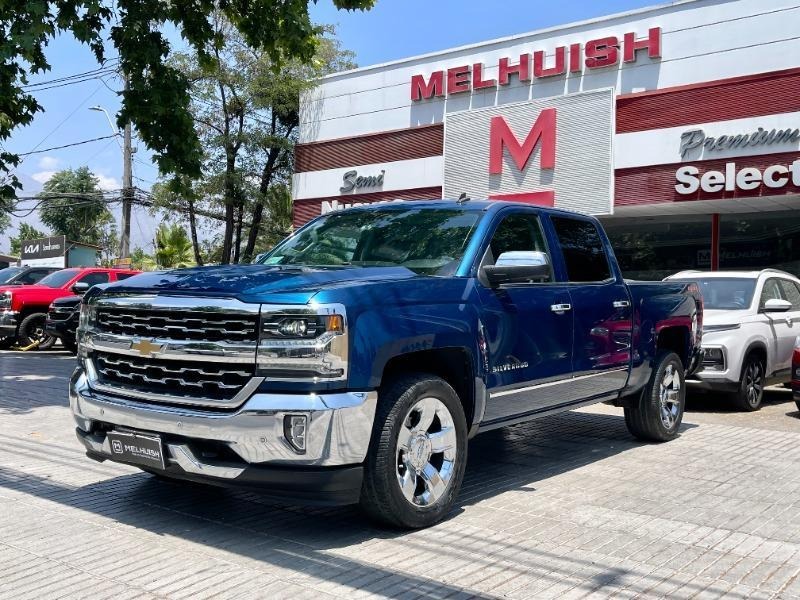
[
  {"left": 672, "top": 277, "right": 756, "bottom": 310},
  {"left": 0, "top": 267, "right": 24, "bottom": 284},
  {"left": 37, "top": 269, "right": 78, "bottom": 289},
  {"left": 261, "top": 207, "right": 483, "bottom": 276}
]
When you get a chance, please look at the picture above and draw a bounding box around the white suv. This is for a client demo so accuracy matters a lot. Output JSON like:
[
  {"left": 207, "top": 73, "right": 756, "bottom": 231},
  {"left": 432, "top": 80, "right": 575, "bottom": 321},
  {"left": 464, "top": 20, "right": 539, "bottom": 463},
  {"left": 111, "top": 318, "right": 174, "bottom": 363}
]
[{"left": 665, "top": 269, "right": 800, "bottom": 411}]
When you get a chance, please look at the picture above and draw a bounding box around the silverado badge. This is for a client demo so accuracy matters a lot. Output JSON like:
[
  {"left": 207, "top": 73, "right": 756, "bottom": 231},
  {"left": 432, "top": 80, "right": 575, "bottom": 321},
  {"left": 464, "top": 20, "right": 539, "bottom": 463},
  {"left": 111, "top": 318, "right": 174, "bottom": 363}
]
[{"left": 130, "top": 339, "right": 163, "bottom": 357}]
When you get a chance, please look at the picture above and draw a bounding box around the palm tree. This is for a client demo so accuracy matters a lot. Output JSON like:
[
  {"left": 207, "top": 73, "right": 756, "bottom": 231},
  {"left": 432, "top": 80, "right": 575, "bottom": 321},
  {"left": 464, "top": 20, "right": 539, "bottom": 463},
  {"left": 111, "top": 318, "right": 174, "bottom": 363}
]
[{"left": 154, "top": 223, "right": 195, "bottom": 268}]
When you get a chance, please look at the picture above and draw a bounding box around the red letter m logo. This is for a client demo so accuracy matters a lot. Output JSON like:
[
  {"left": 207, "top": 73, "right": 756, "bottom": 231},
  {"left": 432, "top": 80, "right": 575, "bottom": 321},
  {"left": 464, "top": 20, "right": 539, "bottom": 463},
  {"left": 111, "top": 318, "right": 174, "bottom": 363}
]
[{"left": 488, "top": 108, "right": 556, "bottom": 175}]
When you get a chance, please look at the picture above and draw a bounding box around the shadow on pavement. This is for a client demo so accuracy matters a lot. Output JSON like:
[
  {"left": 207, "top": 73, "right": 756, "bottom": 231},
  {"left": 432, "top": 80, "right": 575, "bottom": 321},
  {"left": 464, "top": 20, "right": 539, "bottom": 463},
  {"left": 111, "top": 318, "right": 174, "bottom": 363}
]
[
  {"left": 0, "top": 409, "right": 707, "bottom": 598},
  {"left": 0, "top": 351, "right": 76, "bottom": 414},
  {"left": 685, "top": 387, "right": 793, "bottom": 414}
]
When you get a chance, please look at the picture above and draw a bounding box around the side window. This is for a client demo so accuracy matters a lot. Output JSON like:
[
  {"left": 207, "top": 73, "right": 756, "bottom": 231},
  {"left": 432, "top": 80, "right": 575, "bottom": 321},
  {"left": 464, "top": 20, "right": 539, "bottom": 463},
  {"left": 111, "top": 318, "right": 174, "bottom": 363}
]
[
  {"left": 551, "top": 217, "right": 612, "bottom": 283},
  {"left": 485, "top": 213, "right": 552, "bottom": 281},
  {"left": 16, "top": 270, "right": 42, "bottom": 284},
  {"left": 78, "top": 272, "right": 110, "bottom": 289},
  {"left": 759, "top": 278, "right": 785, "bottom": 309},
  {"left": 115, "top": 273, "right": 136, "bottom": 281},
  {"left": 779, "top": 280, "right": 800, "bottom": 309}
]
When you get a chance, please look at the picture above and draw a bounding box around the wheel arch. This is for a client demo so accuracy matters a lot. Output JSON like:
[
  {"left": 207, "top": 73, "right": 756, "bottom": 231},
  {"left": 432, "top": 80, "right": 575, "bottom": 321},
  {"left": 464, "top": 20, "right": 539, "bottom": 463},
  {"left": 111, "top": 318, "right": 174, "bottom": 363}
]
[
  {"left": 655, "top": 325, "right": 691, "bottom": 368},
  {"left": 380, "top": 347, "right": 480, "bottom": 433}
]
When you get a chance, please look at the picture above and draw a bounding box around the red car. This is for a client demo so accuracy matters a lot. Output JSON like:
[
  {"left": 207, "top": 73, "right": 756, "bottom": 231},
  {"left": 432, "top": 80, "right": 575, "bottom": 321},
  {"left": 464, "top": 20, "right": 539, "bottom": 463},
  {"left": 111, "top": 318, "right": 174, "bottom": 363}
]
[{"left": 0, "top": 267, "right": 140, "bottom": 349}]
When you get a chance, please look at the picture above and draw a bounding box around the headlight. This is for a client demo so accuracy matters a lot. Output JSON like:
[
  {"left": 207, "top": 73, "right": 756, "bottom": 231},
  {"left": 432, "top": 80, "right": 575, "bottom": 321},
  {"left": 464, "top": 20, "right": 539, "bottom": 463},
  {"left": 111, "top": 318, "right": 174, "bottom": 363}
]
[
  {"left": 0, "top": 291, "right": 11, "bottom": 310},
  {"left": 257, "top": 304, "right": 348, "bottom": 381},
  {"left": 78, "top": 301, "right": 96, "bottom": 330}
]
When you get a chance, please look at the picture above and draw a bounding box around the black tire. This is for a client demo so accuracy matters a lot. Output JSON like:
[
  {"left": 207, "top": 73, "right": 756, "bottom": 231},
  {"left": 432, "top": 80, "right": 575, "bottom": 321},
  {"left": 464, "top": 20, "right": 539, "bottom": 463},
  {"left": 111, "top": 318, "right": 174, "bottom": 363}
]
[
  {"left": 624, "top": 351, "right": 685, "bottom": 442},
  {"left": 731, "top": 353, "right": 765, "bottom": 412},
  {"left": 61, "top": 336, "right": 78, "bottom": 355},
  {"left": 360, "top": 373, "right": 468, "bottom": 529},
  {"left": 17, "top": 313, "right": 56, "bottom": 350}
]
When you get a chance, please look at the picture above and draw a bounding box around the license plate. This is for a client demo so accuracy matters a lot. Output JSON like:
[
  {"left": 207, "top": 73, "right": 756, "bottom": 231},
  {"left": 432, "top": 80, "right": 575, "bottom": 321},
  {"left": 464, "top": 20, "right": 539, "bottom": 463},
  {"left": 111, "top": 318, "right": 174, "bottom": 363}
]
[{"left": 106, "top": 431, "right": 165, "bottom": 470}]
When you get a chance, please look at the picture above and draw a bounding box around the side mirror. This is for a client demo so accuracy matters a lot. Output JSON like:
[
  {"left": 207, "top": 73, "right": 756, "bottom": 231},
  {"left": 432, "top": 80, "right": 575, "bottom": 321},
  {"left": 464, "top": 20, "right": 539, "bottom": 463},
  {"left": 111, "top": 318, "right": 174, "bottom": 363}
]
[
  {"left": 763, "top": 298, "right": 792, "bottom": 313},
  {"left": 252, "top": 252, "right": 267, "bottom": 264},
  {"left": 483, "top": 251, "right": 551, "bottom": 287},
  {"left": 71, "top": 282, "right": 90, "bottom": 295}
]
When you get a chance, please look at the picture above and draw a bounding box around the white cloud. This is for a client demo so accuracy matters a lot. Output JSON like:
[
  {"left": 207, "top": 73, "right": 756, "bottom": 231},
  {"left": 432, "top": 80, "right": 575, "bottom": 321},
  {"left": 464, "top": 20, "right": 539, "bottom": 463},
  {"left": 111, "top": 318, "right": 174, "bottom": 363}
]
[
  {"left": 37, "top": 156, "right": 61, "bottom": 170},
  {"left": 96, "top": 174, "right": 121, "bottom": 191},
  {"left": 31, "top": 170, "right": 56, "bottom": 184}
]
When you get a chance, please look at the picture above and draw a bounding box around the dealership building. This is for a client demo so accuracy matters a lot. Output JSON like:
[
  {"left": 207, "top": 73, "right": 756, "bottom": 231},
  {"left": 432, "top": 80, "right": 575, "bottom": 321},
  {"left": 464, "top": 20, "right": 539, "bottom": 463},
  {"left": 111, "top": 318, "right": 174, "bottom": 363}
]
[{"left": 293, "top": 0, "right": 800, "bottom": 279}]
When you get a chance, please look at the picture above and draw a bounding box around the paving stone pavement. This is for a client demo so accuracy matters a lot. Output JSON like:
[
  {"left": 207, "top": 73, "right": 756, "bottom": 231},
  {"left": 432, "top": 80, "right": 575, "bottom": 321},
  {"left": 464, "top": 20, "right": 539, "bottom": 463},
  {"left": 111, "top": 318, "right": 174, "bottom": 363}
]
[{"left": 2, "top": 349, "right": 800, "bottom": 599}]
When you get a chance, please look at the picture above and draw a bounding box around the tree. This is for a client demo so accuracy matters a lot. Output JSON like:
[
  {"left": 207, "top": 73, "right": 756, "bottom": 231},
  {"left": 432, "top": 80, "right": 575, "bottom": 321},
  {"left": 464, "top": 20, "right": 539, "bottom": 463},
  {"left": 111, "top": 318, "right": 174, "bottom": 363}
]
[
  {"left": 160, "top": 21, "right": 355, "bottom": 264},
  {"left": 96, "top": 214, "right": 119, "bottom": 266},
  {"left": 37, "top": 167, "right": 114, "bottom": 247},
  {"left": 155, "top": 223, "right": 194, "bottom": 268},
  {"left": 0, "top": 0, "right": 375, "bottom": 208},
  {"left": 130, "top": 246, "right": 156, "bottom": 271},
  {"left": 9, "top": 223, "right": 48, "bottom": 256}
]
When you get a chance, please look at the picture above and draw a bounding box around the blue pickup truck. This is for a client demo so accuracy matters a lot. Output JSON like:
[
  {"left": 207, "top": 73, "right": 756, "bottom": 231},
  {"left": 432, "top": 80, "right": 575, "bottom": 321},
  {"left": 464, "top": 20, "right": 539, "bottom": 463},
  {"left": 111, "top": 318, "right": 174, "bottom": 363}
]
[{"left": 70, "top": 200, "right": 703, "bottom": 528}]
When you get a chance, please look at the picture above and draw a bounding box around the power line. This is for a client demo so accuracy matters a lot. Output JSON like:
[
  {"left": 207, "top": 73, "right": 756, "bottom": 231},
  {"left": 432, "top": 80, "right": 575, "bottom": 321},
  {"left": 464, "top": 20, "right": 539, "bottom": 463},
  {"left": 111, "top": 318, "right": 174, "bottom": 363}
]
[
  {"left": 22, "top": 60, "right": 120, "bottom": 89},
  {"left": 24, "top": 71, "right": 118, "bottom": 93},
  {"left": 18, "top": 134, "right": 120, "bottom": 156},
  {"left": 16, "top": 81, "right": 105, "bottom": 160}
]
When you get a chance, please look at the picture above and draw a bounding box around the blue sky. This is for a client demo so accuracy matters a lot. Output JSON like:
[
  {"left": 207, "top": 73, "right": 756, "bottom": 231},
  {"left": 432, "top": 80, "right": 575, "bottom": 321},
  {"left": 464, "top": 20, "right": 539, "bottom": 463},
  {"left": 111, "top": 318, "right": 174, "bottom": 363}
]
[{"left": 2, "top": 0, "right": 657, "bottom": 254}]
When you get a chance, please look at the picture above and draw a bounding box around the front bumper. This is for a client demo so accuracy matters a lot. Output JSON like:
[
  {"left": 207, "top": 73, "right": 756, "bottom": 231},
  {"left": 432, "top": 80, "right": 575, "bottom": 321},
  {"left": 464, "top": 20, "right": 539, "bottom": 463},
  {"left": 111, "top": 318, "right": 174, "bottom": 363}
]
[
  {"left": 45, "top": 312, "right": 77, "bottom": 339},
  {"left": 70, "top": 367, "right": 378, "bottom": 504},
  {"left": 0, "top": 310, "right": 19, "bottom": 336}
]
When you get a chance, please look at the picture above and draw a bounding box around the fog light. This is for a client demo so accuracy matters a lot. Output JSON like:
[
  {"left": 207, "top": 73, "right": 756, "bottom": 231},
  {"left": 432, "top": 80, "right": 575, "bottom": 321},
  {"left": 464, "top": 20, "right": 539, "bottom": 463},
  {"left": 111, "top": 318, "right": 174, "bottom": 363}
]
[
  {"left": 702, "top": 348, "right": 725, "bottom": 371},
  {"left": 283, "top": 414, "right": 307, "bottom": 453}
]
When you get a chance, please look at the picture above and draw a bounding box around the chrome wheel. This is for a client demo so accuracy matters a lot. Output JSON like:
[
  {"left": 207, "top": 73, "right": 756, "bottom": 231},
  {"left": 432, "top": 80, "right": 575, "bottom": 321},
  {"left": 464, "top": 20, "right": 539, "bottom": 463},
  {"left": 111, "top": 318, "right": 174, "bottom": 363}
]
[
  {"left": 659, "top": 363, "right": 682, "bottom": 430},
  {"left": 743, "top": 360, "right": 764, "bottom": 408},
  {"left": 395, "top": 397, "right": 457, "bottom": 507}
]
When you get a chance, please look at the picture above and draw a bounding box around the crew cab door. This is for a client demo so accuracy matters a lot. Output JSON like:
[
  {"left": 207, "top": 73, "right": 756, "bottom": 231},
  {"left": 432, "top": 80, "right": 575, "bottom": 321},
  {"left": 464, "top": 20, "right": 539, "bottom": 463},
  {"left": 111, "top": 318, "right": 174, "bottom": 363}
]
[
  {"left": 549, "top": 215, "right": 633, "bottom": 396},
  {"left": 477, "top": 210, "right": 574, "bottom": 422}
]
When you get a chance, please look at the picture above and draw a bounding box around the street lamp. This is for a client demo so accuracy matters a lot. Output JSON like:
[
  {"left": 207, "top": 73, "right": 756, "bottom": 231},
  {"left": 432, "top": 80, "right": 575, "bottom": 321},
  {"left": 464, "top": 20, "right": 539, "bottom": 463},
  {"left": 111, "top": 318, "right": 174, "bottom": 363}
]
[
  {"left": 88, "top": 105, "right": 123, "bottom": 150},
  {"left": 88, "top": 104, "right": 132, "bottom": 259}
]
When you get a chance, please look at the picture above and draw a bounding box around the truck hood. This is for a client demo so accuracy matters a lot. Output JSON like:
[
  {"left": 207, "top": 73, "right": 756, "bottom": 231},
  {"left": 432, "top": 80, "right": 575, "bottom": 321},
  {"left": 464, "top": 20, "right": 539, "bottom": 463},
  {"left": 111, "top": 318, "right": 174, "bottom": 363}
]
[
  {"left": 0, "top": 284, "right": 61, "bottom": 296},
  {"left": 103, "top": 264, "right": 422, "bottom": 304}
]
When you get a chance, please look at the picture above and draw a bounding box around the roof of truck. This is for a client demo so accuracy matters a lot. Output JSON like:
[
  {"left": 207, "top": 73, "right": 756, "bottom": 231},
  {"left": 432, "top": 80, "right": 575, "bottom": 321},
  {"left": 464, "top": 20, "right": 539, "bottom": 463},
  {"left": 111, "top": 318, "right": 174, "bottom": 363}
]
[{"left": 342, "top": 199, "right": 592, "bottom": 218}]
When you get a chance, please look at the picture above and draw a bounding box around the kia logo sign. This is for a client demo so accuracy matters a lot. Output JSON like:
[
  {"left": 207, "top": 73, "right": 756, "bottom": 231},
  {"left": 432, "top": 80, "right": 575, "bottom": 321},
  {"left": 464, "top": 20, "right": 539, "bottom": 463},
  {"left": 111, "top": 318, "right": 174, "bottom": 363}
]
[{"left": 19, "top": 235, "right": 66, "bottom": 260}]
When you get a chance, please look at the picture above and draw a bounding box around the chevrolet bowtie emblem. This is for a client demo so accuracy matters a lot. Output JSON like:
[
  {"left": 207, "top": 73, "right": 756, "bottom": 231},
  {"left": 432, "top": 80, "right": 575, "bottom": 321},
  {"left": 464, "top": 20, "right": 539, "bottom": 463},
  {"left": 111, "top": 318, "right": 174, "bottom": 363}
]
[{"left": 130, "top": 339, "right": 162, "bottom": 357}]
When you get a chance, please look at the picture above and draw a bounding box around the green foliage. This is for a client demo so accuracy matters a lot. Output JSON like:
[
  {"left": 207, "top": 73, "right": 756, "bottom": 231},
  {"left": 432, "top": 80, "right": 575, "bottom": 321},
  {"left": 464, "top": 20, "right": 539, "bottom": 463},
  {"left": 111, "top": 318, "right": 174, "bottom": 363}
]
[
  {"left": 159, "top": 21, "right": 355, "bottom": 263},
  {"left": 0, "top": 0, "right": 375, "bottom": 208},
  {"left": 37, "top": 167, "right": 114, "bottom": 247},
  {"left": 130, "top": 246, "right": 157, "bottom": 271},
  {"left": 155, "top": 223, "right": 194, "bottom": 268},
  {"left": 9, "top": 223, "right": 48, "bottom": 256}
]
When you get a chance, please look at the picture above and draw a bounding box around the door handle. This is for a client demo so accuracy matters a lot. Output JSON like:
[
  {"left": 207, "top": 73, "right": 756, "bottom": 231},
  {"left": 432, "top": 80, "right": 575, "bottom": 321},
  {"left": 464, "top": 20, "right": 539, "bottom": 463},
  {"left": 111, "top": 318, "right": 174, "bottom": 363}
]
[
  {"left": 613, "top": 300, "right": 631, "bottom": 309},
  {"left": 551, "top": 303, "right": 572, "bottom": 313}
]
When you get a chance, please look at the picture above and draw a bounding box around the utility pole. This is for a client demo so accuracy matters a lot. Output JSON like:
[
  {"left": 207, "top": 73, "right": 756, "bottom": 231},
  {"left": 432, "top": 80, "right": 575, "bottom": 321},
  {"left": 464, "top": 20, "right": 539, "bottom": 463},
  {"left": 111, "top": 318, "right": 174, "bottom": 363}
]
[{"left": 120, "top": 76, "right": 133, "bottom": 259}]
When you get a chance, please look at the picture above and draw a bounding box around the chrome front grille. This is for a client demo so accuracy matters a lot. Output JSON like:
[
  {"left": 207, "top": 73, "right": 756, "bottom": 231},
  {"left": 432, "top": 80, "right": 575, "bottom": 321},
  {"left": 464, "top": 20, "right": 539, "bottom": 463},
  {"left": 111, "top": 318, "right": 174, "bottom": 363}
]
[
  {"left": 94, "top": 352, "right": 253, "bottom": 402},
  {"left": 82, "top": 295, "right": 262, "bottom": 409},
  {"left": 95, "top": 307, "right": 258, "bottom": 343}
]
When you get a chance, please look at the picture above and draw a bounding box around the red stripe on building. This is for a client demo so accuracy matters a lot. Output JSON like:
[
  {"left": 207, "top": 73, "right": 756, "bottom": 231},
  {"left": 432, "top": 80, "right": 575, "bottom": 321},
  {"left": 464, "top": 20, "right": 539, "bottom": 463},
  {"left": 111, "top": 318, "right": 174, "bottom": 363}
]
[
  {"left": 617, "top": 67, "right": 800, "bottom": 133},
  {"left": 615, "top": 150, "right": 800, "bottom": 206},
  {"left": 293, "top": 186, "right": 443, "bottom": 227},
  {"left": 295, "top": 124, "right": 443, "bottom": 173},
  {"left": 488, "top": 190, "right": 555, "bottom": 206}
]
